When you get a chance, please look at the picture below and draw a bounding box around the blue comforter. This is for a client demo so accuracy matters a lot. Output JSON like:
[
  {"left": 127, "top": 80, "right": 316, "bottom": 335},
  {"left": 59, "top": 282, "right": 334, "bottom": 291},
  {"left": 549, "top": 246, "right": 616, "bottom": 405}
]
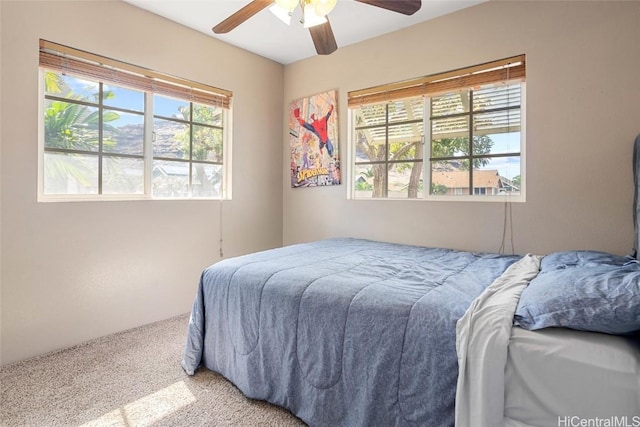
[{"left": 182, "top": 238, "right": 519, "bottom": 426}]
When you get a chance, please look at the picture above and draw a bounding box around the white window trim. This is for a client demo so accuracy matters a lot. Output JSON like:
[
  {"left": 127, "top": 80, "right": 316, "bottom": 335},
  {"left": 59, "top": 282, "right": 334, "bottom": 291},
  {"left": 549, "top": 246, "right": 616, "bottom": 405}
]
[
  {"left": 424, "top": 84, "right": 527, "bottom": 203},
  {"left": 347, "top": 84, "right": 526, "bottom": 203},
  {"left": 37, "top": 70, "right": 232, "bottom": 203}
]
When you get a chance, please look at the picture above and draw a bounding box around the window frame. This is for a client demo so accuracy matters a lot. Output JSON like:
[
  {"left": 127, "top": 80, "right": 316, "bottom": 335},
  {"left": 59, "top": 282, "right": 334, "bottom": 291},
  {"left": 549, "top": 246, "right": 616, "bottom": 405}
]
[
  {"left": 424, "top": 83, "right": 526, "bottom": 203},
  {"left": 37, "top": 40, "right": 232, "bottom": 202},
  {"left": 347, "top": 56, "right": 526, "bottom": 203},
  {"left": 150, "top": 95, "right": 229, "bottom": 199},
  {"left": 351, "top": 98, "right": 426, "bottom": 199}
]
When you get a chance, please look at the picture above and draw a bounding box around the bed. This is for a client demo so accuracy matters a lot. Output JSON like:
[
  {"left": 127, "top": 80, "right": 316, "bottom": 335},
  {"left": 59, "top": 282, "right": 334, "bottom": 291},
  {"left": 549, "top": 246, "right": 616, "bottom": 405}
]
[
  {"left": 182, "top": 136, "right": 640, "bottom": 426},
  {"left": 455, "top": 250, "right": 640, "bottom": 427}
]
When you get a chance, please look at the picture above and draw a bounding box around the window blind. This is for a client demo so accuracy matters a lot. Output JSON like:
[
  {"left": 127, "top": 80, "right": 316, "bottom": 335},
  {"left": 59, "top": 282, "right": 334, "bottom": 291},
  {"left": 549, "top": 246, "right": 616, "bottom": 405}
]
[
  {"left": 39, "top": 39, "right": 232, "bottom": 109},
  {"left": 348, "top": 55, "right": 525, "bottom": 107}
]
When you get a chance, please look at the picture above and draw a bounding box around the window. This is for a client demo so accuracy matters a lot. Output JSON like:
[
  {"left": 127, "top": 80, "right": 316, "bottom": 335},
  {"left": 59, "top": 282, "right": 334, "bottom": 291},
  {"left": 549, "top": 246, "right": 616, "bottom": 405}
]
[
  {"left": 39, "top": 40, "right": 232, "bottom": 200},
  {"left": 349, "top": 56, "right": 525, "bottom": 201},
  {"left": 152, "top": 95, "right": 224, "bottom": 198},
  {"left": 353, "top": 98, "right": 424, "bottom": 198}
]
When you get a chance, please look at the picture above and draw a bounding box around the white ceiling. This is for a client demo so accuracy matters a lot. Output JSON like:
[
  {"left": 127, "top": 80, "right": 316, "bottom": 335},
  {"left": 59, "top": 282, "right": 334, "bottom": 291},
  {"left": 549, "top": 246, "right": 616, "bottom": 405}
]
[{"left": 123, "top": 0, "right": 485, "bottom": 65}]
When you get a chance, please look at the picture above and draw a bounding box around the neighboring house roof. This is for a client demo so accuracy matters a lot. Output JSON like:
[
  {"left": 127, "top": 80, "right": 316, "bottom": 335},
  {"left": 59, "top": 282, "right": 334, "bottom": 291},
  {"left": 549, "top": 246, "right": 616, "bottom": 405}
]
[{"left": 433, "top": 169, "right": 502, "bottom": 188}]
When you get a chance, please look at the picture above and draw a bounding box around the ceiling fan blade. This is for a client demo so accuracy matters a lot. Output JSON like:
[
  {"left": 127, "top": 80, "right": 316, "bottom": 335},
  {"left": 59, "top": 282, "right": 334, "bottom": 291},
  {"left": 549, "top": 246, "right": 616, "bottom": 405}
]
[
  {"left": 309, "top": 19, "right": 338, "bottom": 56},
  {"left": 212, "top": 0, "right": 273, "bottom": 34},
  {"left": 355, "top": 0, "right": 421, "bottom": 15}
]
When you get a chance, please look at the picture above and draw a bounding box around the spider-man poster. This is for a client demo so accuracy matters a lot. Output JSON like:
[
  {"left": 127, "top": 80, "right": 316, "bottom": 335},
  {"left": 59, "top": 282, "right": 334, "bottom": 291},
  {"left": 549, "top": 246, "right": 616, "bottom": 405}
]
[{"left": 289, "top": 89, "right": 340, "bottom": 188}]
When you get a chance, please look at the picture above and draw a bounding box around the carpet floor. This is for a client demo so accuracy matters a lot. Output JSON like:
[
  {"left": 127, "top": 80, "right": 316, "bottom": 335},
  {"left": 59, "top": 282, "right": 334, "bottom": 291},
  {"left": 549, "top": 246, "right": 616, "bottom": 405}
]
[{"left": 0, "top": 314, "right": 306, "bottom": 426}]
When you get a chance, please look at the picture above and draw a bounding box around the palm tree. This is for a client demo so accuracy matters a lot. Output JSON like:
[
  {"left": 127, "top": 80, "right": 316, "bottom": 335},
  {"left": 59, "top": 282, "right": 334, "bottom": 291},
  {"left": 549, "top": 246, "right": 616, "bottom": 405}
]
[{"left": 43, "top": 71, "right": 119, "bottom": 192}]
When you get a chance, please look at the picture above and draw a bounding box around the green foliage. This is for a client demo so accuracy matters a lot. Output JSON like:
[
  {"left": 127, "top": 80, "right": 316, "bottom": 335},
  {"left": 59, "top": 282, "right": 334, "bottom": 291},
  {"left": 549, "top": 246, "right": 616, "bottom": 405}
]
[
  {"left": 164, "top": 104, "right": 224, "bottom": 197},
  {"left": 431, "top": 183, "right": 448, "bottom": 195},
  {"left": 355, "top": 168, "right": 374, "bottom": 191},
  {"left": 359, "top": 167, "right": 374, "bottom": 178},
  {"left": 44, "top": 71, "right": 63, "bottom": 94},
  {"left": 175, "top": 105, "right": 223, "bottom": 162},
  {"left": 43, "top": 71, "right": 120, "bottom": 191},
  {"left": 44, "top": 97, "right": 119, "bottom": 151},
  {"left": 431, "top": 135, "right": 494, "bottom": 170},
  {"left": 355, "top": 180, "right": 373, "bottom": 191},
  {"left": 389, "top": 141, "right": 417, "bottom": 162}
]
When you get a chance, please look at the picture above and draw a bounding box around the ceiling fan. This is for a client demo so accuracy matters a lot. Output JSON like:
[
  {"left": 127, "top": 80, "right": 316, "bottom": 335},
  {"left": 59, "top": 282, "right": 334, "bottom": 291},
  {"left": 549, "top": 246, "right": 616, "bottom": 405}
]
[{"left": 212, "top": 0, "right": 422, "bottom": 56}]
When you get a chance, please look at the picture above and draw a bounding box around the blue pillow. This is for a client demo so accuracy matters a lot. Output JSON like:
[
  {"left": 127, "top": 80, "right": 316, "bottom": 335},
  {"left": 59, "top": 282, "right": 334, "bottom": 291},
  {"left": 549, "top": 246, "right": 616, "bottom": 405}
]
[
  {"left": 515, "top": 251, "right": 640, "bottom": 335},
  {"left": 539, "top": 250, "right": 633, "bottom": 269}
]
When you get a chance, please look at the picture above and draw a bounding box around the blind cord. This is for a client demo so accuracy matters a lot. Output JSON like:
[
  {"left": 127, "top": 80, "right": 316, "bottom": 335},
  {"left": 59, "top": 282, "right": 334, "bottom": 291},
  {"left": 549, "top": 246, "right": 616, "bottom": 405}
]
[
  {"left": 499, "top": 64, "right": 516, "bottom": 255},
  {"left": 498, "top": 199, "right": 515, "bottom": 255},
  {"left": 219, "top": 200, "right": 224, "bottom": 258}
]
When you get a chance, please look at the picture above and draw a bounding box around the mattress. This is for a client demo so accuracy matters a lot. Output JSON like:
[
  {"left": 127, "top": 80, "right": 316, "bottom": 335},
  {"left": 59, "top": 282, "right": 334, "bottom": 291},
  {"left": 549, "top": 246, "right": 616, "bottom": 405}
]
[{"left": 504, "top": 327, "right": 640, "bottom": 427}]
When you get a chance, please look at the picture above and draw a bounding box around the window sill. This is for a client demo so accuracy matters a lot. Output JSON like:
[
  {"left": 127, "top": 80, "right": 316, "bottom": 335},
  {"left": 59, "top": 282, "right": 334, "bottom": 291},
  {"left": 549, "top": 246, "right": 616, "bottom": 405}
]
[
  {"left": 37, "top": 195, "right": 229, "bottom": 203},
  {"left": 350, "top": 194, "right": 525, "bottom": 203}
]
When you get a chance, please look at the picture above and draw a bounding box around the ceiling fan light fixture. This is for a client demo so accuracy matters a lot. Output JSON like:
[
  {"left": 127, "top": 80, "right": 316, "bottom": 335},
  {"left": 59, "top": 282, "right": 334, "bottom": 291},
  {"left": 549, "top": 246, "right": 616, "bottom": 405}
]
[
  {"left": 313, "top": 0, "right": 337, "bottom": 17},
  {"left": 269, "top": 4, "right": 292, "bottom": 25},
  {"left": 274, "top": 0, "right": 298, "bottom": 12},
  {"left": 302, "top": 3, "right": 327, "bottom": 28}
]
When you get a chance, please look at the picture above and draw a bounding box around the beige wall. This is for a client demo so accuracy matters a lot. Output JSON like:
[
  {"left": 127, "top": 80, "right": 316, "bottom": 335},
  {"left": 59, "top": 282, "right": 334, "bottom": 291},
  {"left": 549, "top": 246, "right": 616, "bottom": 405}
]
[
  {"left": 0, "top": 0, "right": 284, "bottom": 364},
  {"left": 283, "top": 1, "right": 640, "bottom": 256}
]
